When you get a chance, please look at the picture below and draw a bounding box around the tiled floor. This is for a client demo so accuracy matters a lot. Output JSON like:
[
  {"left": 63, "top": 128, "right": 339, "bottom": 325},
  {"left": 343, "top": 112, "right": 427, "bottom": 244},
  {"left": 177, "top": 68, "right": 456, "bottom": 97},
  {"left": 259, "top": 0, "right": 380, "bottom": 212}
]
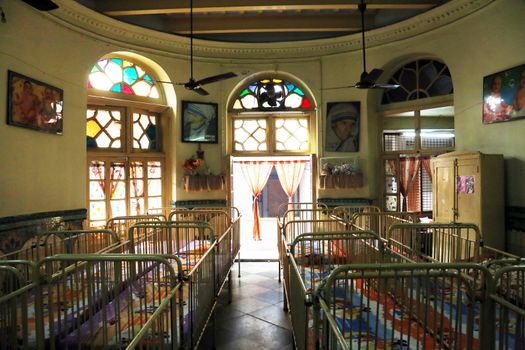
[{"left": 198, "top": 262, "right": 294, "bottom": 350}]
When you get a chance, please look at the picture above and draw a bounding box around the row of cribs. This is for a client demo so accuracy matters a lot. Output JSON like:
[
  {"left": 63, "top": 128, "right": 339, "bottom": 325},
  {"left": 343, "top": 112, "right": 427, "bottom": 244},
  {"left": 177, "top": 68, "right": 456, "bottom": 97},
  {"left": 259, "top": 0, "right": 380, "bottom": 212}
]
[
  {"left": 278, "top": 205, "right": 523, "bottom": 349},
  {"left": 0, "top": 207, "right": 240, "bottom": 350}
]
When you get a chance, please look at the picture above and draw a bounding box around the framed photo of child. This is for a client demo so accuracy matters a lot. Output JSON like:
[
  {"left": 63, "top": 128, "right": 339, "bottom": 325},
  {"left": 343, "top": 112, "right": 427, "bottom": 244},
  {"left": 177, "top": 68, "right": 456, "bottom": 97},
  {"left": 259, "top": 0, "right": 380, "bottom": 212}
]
[
  {"left": 6, "top": 71, "right": 64, "bottom": 134},
  {"left": 482, "top": 63, "right": 525, "bottom": 124}
]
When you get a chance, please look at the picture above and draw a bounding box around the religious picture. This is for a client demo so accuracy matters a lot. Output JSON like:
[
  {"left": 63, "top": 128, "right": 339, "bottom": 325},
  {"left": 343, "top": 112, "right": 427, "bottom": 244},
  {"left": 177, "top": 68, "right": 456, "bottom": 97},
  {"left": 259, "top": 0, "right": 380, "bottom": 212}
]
[
  {"left": 181, "top": 101, "right": 218, "bottom": 143},
  {"left": 325, "top": 102, "right": 360, "bottom": 152}
]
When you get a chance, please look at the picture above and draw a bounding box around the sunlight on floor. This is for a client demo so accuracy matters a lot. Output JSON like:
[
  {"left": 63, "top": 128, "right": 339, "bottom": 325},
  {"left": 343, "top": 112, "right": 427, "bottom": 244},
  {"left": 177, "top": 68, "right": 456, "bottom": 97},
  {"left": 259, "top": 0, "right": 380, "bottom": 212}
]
[{"left": 240, "top": 218, "right": 278, "bottom": 260}]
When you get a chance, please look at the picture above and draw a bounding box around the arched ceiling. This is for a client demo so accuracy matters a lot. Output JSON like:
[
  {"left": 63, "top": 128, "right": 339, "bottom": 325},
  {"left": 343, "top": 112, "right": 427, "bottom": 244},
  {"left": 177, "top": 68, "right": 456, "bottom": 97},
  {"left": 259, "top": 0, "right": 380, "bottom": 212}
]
[{"left": 73, "top": 0, "right": 448, "bottom": 43}]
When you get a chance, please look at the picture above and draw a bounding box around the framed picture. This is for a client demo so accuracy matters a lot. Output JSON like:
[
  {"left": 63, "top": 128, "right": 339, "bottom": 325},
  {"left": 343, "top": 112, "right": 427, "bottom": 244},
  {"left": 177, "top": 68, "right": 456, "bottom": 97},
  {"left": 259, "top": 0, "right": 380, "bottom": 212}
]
[
  {"left": 7, "top": 70, "right": 63, "bottom": 134},
  {"left": 325, "top": 102, "right": 360, "bottom": 152},
  {"left": 483, "top": 63, "right": 525, "bottom": 124},
  {"left": 181, "top": 101, "right": 218, "bottom": 143}
]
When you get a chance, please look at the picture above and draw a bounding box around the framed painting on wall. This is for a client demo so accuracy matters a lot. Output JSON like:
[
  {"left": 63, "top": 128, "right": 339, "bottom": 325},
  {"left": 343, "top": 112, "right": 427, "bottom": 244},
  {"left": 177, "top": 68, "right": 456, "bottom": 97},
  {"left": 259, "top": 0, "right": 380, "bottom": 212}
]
[
  {"left": 483, "top": 63, "right": 525, "bottom": 124},
  {"left": 325, "top": 101, "right": 360, "bottom": 152},
  {"left": 181, "top": 101, "right": 218, "bottom": 143},
  {"left": 6, "top": 70, "right": 63, "bottom": 134}
]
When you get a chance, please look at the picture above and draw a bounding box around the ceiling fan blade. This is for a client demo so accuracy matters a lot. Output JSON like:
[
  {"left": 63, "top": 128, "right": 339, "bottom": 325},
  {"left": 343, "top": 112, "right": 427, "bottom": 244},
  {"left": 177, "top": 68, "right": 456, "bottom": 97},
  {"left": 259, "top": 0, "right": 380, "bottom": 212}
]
[
  {"left": 362, "top": 69, "right": 384, "bottom": 85},
  {"left": 192, "top": 86, "right": 210, "bottom": 96},
  {"left": 322, "top": 84, "right": 357, "bottom": 90},
  {"left": 372, "top": 83, "right": 400, "bottom": 89},
  {"left": 156, "top": 80, "right": 186, "bottom": 86},
  {"left": 195, "top": 72, "right": 238, "bottom": 86},
  {"left": 21, "top": 0, "right": 59, "bottom": 11}
]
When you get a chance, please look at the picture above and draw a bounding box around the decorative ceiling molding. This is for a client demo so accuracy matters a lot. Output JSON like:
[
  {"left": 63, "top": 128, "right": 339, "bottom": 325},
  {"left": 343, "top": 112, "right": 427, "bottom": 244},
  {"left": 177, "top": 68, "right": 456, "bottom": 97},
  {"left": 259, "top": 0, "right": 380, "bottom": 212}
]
[{"left": 50, "top": 0, "right": 493, "bottom": 61}]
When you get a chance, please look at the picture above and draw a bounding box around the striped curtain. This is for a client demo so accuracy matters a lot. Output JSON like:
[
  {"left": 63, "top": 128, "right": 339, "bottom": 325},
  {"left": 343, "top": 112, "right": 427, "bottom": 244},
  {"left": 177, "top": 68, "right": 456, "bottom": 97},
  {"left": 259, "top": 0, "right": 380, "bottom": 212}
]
[
  {"left": 399, "top": 157, "right": 421, "bottom": 211},
  {"left": 240, "top": 161, "right": 274, "bottom": 240},
  {"left": 274, "top": 160, "right": 307, "bottom": 212}
]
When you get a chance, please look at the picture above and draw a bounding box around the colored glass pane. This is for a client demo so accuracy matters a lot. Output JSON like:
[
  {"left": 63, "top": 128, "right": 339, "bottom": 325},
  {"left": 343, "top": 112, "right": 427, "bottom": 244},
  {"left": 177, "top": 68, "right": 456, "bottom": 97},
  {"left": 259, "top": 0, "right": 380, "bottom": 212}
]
[
  {"left": 91, "top": 66, "right": 100, "bottom": 73},
  {"left": 261, "top": 79, "right": 270, "bottom": 83},
  {"left": 87, "top": 80, "right": 92, "bottom": 89},
  {"left": 293, "top": 87, "right": 304, "bottom": 96},
  {"left": 233, "top": 100, "right": 243, "bottom": 109},
  {"left": 86, "top": 120, "right": 101, "bottom": 138},
  {"left": 248, "top": 84, "right": 257, "bottom": 92},
  {"left": 111, "top": 58, "right": 123, "bottom": 66},
  {"left": 122, "top": 84, "right": 133, "bottom": 95},
  {"left": 122, "top": 60, "right": 133, "bottom": 67},
  {"left": 286, "top": 83, "right": 295, "bottom": 91},
  {"left": 143, "top": 74, "right": 153, "bottom": 84},
  {"left": 123, "top": 67, "right": 138, "bottom": 85},
  {"left": 301, "top": 98, "right": 312, "bottom": 108},
  {"left": 87, "top": 137, "right": 97, "bottom": 148},
  {"left": 273, "top": 79, "right": 282, "bottom": 83},
  {"left": 111, "top": 83, "right": 122, "bottom": 93},
  {"left": 98, "top": 59, "right": 108, "bottom": 69},
  {"left": 239, "top": 89, "right": 251, "bottom": 97}
]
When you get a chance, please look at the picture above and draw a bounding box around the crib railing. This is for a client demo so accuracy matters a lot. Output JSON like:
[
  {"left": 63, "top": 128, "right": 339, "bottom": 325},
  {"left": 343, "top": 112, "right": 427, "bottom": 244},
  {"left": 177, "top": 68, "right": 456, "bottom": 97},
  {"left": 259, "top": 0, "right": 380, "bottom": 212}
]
[
  {"left": 315, "top": 263, "right": 492, "bottom": 350},
  {"left": 351, "top": 211, "right": 417, "bottom": 239},
  {"left": 288, "top": 231, "right": 384, "bottom": 350},
  {"left": 106, "top": 214, "right": 165, "bottom": 241}
]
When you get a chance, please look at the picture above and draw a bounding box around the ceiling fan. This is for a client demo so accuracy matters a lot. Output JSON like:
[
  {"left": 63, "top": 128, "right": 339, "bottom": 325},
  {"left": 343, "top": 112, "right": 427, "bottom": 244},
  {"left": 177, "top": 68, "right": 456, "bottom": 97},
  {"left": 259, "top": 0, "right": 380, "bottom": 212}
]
[
  {"left": 21, "top": 0, "right": 59, "bottom": 11},
  {"left": 157, "top": 0, "right": 237, "bottom": 96},
  {"left": 325, "top": 0, "right": 399, "bottom": 90}
]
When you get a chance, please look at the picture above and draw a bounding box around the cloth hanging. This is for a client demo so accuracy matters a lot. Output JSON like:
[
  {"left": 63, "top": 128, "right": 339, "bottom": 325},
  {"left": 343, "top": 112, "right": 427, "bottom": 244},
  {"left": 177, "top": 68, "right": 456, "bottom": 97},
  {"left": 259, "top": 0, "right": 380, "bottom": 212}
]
[
  {"left": 421, "top": 157, "right": 432, "bottom": 182},
  {"left": 274, "top": 160, "right": 307, "bottom": 212},
  {"left": 399, "top": 157, "right": 421, "bottom": 211},
  {"left": 240, "top": 161, "right": 274, "bottom": 240}
]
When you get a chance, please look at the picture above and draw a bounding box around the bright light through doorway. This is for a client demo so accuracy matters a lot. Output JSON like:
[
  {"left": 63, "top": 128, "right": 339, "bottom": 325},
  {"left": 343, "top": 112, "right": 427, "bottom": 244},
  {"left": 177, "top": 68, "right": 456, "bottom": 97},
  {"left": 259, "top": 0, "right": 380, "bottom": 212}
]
[{"left": 232, "top": 156, "right": 312, "bottom": 261}]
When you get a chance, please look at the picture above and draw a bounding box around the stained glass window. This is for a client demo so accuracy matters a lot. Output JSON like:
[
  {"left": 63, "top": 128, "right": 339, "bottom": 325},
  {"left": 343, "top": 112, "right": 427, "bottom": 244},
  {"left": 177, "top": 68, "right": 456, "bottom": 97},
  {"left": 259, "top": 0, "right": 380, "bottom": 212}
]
[
  {"left": 87, "top": 56, "right": 165, "bottom": 227},
  {"left": 233, "top": 119, "right": 268, "bottom": 151},
  {"left": 88, "top": 58, "right": 160, "bottom": 98},
  {"left": 87, "top": 108, "right": 123, "bottom": 149},
  {"left": 232, "top": 78, "right": 313, "bottom": 111},
  {"left": 274, "top": 118, "right": 309, "bottom": 151},
  {"left": 132, "top": 112, "right": 158, "bottom": 150}
]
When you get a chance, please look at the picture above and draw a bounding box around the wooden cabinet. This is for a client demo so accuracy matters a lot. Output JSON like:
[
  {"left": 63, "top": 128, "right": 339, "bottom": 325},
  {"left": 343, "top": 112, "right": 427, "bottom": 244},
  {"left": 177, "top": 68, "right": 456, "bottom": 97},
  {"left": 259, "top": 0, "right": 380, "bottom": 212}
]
[{"left": 431, "top": 151, "right": 504, "bottom": 250}]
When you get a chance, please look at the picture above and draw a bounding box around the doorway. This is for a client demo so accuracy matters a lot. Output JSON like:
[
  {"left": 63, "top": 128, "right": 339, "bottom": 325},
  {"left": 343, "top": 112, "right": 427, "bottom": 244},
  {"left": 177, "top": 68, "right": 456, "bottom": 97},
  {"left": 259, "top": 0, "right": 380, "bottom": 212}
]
[{"left": 231, "top": 156, "right": 313, "bottom": 260}]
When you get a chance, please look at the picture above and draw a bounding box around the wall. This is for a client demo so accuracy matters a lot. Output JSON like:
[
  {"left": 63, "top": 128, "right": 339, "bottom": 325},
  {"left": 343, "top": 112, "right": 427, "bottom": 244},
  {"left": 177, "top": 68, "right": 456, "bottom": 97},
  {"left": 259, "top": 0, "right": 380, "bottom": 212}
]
[{"left": 1, "top": 0, "right": 524, "bottom": 221}]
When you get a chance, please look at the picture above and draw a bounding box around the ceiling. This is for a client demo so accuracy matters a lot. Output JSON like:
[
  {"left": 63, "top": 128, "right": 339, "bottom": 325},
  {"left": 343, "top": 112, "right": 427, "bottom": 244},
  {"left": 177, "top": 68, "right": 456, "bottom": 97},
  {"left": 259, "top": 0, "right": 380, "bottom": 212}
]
[{"left": 73, "top": 0, "right": 449, "bottom": 43}]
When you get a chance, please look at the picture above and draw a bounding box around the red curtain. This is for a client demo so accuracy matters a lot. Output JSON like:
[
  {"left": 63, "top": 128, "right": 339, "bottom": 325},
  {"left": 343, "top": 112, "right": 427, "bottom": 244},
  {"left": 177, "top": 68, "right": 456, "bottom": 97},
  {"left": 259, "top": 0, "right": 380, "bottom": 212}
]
[
  {"left": 240, "top": 161, "right": 274, "bottom": 240},
  {"left": 274, "top": 160, "right": 307, "bottom": 211},
  {"left": 422, "top": 157, "right": 432, "bottom": 182},
  {"left": 399, "top": 157, "right": 421, "bottom": 211}
]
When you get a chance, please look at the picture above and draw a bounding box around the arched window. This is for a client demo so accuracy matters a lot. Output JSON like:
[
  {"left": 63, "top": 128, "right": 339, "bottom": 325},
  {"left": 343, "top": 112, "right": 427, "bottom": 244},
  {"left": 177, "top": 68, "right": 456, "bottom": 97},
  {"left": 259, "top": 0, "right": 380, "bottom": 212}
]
[
  {"left": 230, "top": 77, "right": 314, "bottom": 154},
  {"left": 380, "top": 59, "right": 454, "bottom": 213},
  {"left": 86, "top": 57, "right": 166, "bottom": 227},
  {"left": 88, "top": 58, "right": 160, "bottom": 98}
]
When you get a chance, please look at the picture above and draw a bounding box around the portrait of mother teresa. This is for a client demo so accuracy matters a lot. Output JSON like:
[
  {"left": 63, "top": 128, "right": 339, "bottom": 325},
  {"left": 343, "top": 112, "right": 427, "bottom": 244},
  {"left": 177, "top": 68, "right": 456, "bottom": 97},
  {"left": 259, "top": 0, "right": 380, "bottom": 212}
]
[
  {"left": 325, "top": 102, "right": 360, "bottom": 152},
  {"left": 182, "top": 102, "right": 218, "bottom": 143}
]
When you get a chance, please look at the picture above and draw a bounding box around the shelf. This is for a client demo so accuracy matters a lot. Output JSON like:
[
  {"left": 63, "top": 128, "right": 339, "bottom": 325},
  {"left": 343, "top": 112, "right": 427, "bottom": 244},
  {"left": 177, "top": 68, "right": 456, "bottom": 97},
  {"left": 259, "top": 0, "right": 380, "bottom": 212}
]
[
  {"left": 319, "top": 173, "right": 363, "bottom": 189},
  {"left": 183, "top": 175, "right": 225, "bottom": 192}
]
